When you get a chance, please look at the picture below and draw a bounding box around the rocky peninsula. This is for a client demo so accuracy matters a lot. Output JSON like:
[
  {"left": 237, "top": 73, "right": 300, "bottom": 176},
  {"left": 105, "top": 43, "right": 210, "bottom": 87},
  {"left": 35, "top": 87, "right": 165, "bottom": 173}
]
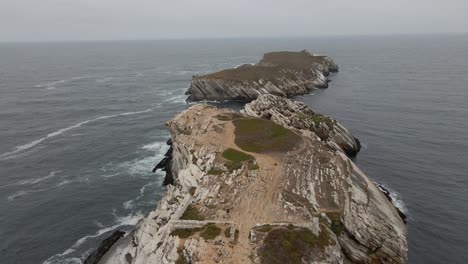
[
  {"left": 186, "top": 50, "right": 338, "bottom": 102},
  {"left": 89, "top": 51, "right": 407, "bottom": 264}
]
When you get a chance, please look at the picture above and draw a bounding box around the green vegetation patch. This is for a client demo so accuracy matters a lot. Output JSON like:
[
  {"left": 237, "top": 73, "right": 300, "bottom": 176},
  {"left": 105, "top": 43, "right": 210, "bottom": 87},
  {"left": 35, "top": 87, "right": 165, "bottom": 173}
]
[
  {"left": 233, "top": 118, "right": 301, "bottom": 153},
  {"left": 199, "top": 223, "right": 222, "bottom": 240},
  {"left": 170, "top": 227, "right": 202, "bottom": 239},
  {"left": 255, "top": 224, "right": 273, "bottom": 233},
  {"left": 204, "top": 65, "right": 296, "bottom": 83},
  {"left": 207, "top": 168, "right": 224, "bottom": 176},
  {"left": 180, "top": 204, "right": 205, "bottom": 221},
  {"left": 258, "top": 226, "right": 332, "bottom": 264},
  {"left": 222, "top": 148, "right": 253, "bottom": 162},
  {"left": 224, "top": 227, "right": 231, "bottom": 238},
  {"left": 171, "top": 223, "right": 222, "bottom": 241},
  {"left": 259, "top": 51, "right": 325, "bottom": 70},
  {"left": 327, "top": 213, "right": 344, "bottom": 235}
]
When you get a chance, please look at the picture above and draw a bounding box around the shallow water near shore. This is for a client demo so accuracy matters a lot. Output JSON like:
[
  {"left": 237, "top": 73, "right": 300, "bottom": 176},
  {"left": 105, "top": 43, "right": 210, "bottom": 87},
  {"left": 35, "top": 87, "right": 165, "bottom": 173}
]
[{"left": 0, "top": 35, "right": 467, "bottom": 263}]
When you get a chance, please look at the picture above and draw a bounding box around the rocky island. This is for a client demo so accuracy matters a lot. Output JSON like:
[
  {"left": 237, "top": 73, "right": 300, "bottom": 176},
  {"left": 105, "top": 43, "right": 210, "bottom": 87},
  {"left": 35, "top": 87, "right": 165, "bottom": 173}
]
[
  {"left": 186, "top": 50, "right": 338, "bottom": 102},
  {"left": 88, "top": 51, "right": 407, "bottom": 264}
]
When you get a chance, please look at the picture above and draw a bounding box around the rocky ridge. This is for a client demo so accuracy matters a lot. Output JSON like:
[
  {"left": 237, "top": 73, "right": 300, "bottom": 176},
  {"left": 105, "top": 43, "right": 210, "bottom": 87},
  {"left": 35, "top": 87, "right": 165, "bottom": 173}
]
[
  {"left": 243, "top": 94, "right": 361, "bottom": 157},
  {"left": 186, "top": 50, "right": 338, "bottom": 102},
  {"left": 97, "top": 101, "right": 407, "bottom": 264}
]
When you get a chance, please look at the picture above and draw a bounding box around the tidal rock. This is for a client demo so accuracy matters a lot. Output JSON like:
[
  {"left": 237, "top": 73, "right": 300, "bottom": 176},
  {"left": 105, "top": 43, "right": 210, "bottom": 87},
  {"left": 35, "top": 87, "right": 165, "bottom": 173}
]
[
  {"left": 243, "top": 94, "right": 361, "bottom": 156},
  {"left": 186, "top": 50, "right": 339, "bottom": 102},
  {"left": 84, "top": 230, "right": 125, "bottom": 264}
]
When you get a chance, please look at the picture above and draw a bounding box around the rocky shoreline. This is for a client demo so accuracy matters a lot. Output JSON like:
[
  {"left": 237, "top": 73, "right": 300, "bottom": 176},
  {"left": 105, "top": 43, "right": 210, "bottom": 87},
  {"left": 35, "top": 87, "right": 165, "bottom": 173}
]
[
  {"left": 88, "top": 51, "right": 407, "bottom": 264},
  {"left": 186, "top": 50, "right": 338, "bottom": 102}
]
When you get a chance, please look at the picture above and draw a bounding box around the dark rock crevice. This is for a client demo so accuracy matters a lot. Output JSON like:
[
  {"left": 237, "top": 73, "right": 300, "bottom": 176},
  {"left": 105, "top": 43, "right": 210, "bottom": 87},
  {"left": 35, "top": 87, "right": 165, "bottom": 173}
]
[{"left": 152, "top": 139, "right": 174, "bottom": 186}]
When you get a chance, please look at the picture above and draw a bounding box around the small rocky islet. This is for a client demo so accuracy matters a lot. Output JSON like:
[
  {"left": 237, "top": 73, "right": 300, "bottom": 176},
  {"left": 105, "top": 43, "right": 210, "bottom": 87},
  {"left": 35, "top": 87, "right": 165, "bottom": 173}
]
[{"left": 87, "top": 50, "right": 408, "bottom": 264}]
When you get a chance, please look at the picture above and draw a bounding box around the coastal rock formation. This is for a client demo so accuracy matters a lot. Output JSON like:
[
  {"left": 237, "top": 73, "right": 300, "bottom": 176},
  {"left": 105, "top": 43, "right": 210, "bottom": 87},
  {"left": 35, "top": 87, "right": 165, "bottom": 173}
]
[
  {"left": 243, "top": 94, "right": 361, "bottom": 156},
  {"left": 97, "top": 104, "right": 407, "bottom": 264},
  {"left": 186, "top": 50, "right": 339, "bottom": 102}
]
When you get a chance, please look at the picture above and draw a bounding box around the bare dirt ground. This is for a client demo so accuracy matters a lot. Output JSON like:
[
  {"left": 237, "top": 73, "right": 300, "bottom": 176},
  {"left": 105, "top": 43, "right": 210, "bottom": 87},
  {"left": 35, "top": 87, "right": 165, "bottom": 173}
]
[{"left": 193, "top": 116, "right": 311, "bottom": 263}]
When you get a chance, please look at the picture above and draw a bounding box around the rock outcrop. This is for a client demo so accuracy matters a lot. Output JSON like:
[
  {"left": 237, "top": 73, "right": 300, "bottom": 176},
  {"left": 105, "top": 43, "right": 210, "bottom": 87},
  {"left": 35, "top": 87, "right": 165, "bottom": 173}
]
[
  {"left": 97, "top": 104, "right": 407, "bottom": 264},
  {"left": 186, "top": 50, "right": 338, "bottom": 102},
  {"left": 243, "top": 94, "right": 361, "bottom": 156}
]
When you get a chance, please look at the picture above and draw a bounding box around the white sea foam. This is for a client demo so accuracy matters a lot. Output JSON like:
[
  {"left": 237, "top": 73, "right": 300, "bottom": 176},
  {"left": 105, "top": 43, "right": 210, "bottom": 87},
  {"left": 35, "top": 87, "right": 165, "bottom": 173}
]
[
  {"left": 164, "top": 94, "right": 187, "bottom": 104},
  {"left": 95, "top": 77, "right": 114, "bottom": 83},
  {"left": 0, "top": 107, "right": 157, "bottom": 160},
  {"left": 7, "top": 187, "right": 49, "bottom": 201},
  {"left": 376, "top": 183, "right": 408, "bottom": 214},
  {"left": 43, "top": 212, "right": 144, "bottom": 264},
  {"left": 7, "top": 190, "right": 29, "bottom": 201},
  {"left": 15, "top": 171, "right": 61, "bottom": 186},
  {"left": 56, "top": 180, "right": 71, "bottom": 187}
]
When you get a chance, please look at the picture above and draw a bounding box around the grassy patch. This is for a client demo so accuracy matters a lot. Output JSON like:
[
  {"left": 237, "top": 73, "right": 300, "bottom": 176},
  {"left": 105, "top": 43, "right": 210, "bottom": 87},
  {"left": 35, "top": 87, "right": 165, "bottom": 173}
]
[
  {"left": 233, "top": 118, "right": 301, "bottom": 153},
  {"left": 180, "top": 204, "right": 205, "bottom": 221},
  {"left": 170, "top": 227, "right": 202, "bottom": 239},
  {"left": 207, "top": 168, "right": 224, "bottom": 175},
  {"left": 258, "top": 226, "right": 332, "bottom": 264},
  {"left": 222, "top": 148, "right": 253, "bottom": 162},
  {"left": 255, "top": 224, "right": 273, "bottom": 233},
  {"left": 259, "top": 51, "right": 325, "bottom": 70},
  {"left": 224, "top": 227, "right": 231, "bottom": 238},
  {"left": 199, "top": 223, "right": 222, "bottom": 240},
  {"left": 327, "top": 213, "right": 344, "bottom": 235}
]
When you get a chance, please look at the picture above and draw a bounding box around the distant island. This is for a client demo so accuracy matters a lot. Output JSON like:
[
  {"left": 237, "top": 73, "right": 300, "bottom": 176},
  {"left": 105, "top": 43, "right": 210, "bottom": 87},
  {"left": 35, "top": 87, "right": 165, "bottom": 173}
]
[
  {"left": 87, "top": 51, "right": 407, "bottom": 264},
  {"left": 186, "top": 50, "right": 338, "bottom": 102}
]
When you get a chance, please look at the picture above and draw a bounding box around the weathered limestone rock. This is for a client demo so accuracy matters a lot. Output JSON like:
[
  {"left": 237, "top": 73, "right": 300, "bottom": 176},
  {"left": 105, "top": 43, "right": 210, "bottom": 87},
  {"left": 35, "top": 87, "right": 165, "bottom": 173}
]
[
  {"left": 186, "top": 50, "right": 339, "bottom": 102},
  {"left": 244, "top": 94, "right": 361, "bottom": 156},
  {"left": 96, "top": 104, "right": 406, "bottom": 264}
]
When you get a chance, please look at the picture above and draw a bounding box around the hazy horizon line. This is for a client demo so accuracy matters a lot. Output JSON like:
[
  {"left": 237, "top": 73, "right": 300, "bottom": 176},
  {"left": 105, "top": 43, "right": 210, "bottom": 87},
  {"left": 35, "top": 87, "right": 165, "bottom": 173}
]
[{"left": 1, "top": 31, "right": 467, "bottom": 44}]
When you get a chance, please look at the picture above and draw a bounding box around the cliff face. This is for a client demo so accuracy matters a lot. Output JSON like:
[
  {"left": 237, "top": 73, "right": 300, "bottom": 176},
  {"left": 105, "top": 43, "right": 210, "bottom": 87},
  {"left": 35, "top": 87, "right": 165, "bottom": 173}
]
[
  {"left": 186, "top": 50, "right": 338, "bottom": 102},
  {"left": 98, "top": 103, "right": 407, "bottom": 264},
  {"left": 244, "top": 94, "right": 361, "bottom": 157}
]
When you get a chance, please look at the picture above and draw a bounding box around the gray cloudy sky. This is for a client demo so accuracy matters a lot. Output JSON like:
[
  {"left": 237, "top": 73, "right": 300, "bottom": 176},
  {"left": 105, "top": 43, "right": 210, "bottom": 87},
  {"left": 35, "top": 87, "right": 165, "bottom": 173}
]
[{"left": 1, "top": 0, "right": 467, "bottom": 42}]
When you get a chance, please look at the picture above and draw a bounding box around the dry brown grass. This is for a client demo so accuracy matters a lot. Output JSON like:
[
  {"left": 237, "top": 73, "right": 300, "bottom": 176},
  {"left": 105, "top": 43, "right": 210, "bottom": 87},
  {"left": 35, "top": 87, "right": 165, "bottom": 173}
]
[{"left": 259, "top": 50, "right": 325, "bottom": 69}]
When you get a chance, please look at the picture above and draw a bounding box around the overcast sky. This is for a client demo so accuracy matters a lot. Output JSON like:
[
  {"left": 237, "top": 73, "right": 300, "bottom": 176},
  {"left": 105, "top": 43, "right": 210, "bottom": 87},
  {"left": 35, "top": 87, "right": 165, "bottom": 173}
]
[{"left": 1, "top": 0, "right": 467, "bottom": 42}]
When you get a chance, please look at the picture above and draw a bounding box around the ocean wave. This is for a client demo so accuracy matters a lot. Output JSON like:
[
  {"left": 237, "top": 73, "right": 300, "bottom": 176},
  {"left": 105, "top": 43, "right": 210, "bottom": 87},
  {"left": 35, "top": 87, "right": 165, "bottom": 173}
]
[
  {"left": 95, "top": 77, "right": 114, "bottom": 83},
  {"left": 35, "top": 76, "right": 90, "bottom": 90},
  {"left": 120, "top": 141, "right": 169, "bottom": 176},
  {"left": 123, "top": 180, "right": 160, "bottom": 210},
  {"left": 376, "top": 183, "right": 408, "bottom": 214},
  {"left": 7, "top": 188, "right": 49, "bottom": 201},
  {"left": 0, "top": 108, "right": 157, "bottom": 160},
  {"left": 163, "top": 94, "right": 187, "bottom": 104},
  {"left": 16, "top": 170, "right": 61, "bottom": 186},
  {"left": 43, "top": 212, "right": 144, "bottom": 264}
]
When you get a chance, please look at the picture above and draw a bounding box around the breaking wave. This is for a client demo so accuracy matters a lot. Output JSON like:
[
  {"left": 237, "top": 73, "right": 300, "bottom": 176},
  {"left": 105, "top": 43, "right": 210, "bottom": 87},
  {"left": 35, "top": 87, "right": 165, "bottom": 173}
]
[
  {"left": 43, "top": 212, "right": 144, "bottom": 264},
  {"left": 0, "top": 108, "right": 158, "bottom": 160}
]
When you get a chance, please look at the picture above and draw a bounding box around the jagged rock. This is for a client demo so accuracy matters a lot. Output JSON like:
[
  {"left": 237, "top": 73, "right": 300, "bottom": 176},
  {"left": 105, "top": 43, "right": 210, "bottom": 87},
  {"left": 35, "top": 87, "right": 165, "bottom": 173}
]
[
  {"left": 84, "top": 230, "right": 125, "bottom": 264},
  {"left": 186, "top": 50, "right": 339, "bottom": 102},
  {"left": 243, "top": 94, "right": 361, "bottom": 156},
  {"left": 95, "top": 104, "right": 406, "bottom": 264}
]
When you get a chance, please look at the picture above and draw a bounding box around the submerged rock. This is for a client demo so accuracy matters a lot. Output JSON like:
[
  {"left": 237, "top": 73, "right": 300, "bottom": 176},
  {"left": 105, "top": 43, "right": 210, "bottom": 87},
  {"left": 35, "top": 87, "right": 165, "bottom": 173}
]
[{"left": 186, "top": 50, "right": 339, "bottom": 102}]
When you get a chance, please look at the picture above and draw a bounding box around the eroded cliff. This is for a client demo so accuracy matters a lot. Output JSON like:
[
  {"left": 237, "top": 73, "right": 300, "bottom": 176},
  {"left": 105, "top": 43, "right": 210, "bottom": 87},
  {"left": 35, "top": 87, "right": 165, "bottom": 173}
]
[
  {"left": 97, "top": 102, "right": 407, "bottom": 264},
  {"left": 186, "top": 50, "right": 338, "bottom": 102}
]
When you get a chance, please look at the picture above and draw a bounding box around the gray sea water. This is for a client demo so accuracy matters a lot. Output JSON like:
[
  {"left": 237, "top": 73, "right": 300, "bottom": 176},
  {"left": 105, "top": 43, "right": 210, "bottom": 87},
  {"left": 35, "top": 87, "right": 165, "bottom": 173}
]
[{"left": 0, "top": 35, "right": 467, "bottom": 264}]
